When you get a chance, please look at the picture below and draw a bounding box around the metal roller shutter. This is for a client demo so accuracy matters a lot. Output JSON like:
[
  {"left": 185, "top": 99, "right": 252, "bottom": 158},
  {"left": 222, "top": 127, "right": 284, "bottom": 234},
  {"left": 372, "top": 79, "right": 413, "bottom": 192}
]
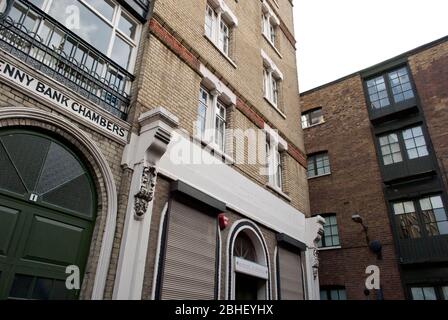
[
  {"left": 278, "top": 247, "right": 304, "bottom": 300},
  {"left": 161, "top": 200, "right": 217, "bottom": 300}
]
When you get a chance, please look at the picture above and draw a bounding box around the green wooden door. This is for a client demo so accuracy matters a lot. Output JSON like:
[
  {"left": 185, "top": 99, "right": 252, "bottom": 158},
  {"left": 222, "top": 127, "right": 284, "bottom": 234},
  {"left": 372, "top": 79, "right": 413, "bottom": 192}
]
[{"left": 0, "top": 129, "right": 97, "bottom": 300}]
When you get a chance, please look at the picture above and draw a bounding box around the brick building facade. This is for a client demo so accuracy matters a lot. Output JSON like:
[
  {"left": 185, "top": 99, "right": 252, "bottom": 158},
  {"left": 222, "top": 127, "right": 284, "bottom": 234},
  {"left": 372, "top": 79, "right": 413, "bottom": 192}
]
[
  {"left": 301, "top": 37, "right": 448, "bottom": 300},
  {"left": 0, "top": 0, "right": 323, "bottom": 300}
]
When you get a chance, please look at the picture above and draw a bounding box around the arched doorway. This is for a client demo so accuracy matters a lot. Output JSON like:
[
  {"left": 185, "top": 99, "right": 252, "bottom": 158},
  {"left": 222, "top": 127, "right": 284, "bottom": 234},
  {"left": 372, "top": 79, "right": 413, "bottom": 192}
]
[
  {"left": 230, "top": 225, "right": 270, "bottom": 300},
  {"left": 0, "top": 129, "right": 97, "bottom": 300}
]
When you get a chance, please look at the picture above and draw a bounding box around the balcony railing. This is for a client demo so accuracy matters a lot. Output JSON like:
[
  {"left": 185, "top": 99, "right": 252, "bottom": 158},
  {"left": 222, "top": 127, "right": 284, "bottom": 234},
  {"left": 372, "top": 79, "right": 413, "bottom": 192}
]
[{"left": 0, "top": 0, "right": 135, "bottom": 120}]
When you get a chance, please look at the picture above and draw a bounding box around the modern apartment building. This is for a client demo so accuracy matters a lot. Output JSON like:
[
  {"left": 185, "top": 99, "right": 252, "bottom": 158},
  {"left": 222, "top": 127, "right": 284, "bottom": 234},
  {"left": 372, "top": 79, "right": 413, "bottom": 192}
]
[
  {"left": 301, "top": 36, "right": 448, "bottom": 300},
  {"left": 0, "top": 0, "right": 323, "bottom": 300}
]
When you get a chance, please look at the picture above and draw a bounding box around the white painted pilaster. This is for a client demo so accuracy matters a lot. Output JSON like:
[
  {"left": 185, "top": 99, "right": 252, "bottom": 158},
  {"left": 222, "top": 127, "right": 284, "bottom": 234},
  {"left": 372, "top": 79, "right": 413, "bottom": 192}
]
[{"left": 113, "top": 107, "right": 179, "bottom": 300}]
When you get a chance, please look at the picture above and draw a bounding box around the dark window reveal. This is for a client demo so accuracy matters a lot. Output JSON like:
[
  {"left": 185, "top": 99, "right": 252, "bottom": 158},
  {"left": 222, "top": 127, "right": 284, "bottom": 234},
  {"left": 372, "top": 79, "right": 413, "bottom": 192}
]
[
  {"left": 302, "top": 108, "right": 324, "bottom": 129},
  {"left": 318, "top": 214, "right": 340, "bottom": 248},
  {"left": 320, "top": 287, "right": 347, "bottom": 300},
  {"left": 307, "top": 152, "right": 331, "bottom": 178}
]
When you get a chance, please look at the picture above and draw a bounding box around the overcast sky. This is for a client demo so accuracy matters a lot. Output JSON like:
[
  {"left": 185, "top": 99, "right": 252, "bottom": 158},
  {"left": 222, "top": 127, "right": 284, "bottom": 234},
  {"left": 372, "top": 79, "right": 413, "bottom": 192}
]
[{"left": 294, "top": 0, "right": 448, "bottom": 92}]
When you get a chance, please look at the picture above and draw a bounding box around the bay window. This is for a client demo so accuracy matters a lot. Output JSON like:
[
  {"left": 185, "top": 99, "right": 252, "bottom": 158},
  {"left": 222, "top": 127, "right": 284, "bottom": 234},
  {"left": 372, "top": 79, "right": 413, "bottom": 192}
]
[
  {"left": 378, "top": 126, "right": 429, "bottom": 166},
  {"left": 1, "top": 0, "right": 141, "bottom": 118},
  {"left": 393, "top": 195, "right": 448, "bottom": 239},
  {"left": 365, "top": 66, "right": 415, "bottom": 110},
  {"left": 20, "top": 0, "right": 140, "bottom": 72}
]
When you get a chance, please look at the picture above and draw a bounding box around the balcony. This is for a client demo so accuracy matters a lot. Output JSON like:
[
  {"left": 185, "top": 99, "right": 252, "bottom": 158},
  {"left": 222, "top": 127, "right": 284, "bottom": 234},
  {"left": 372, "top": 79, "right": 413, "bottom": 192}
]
[
  {"left": 0, "top": 0, "right": 138, "bottom": 120},
  {"left": 363, "top": 65, "right": 419, "bottom": 124},
  {"left": 399, "top": 236, "right": 448, "bottom": 264}
]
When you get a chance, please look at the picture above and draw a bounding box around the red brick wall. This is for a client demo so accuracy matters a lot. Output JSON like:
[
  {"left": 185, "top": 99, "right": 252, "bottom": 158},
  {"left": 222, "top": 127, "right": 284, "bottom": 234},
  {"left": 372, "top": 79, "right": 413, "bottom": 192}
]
[
  {"left": 409, "top": 40, "right": 448, "bottom": 193},
  {"left": 301, "top": 76, "right": 405, "bottom": 300}
]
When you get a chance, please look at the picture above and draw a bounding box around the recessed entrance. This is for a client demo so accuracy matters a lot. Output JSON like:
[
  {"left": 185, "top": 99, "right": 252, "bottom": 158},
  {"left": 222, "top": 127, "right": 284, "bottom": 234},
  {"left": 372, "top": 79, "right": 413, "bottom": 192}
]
[
  {"left": 0, "top": 129, "right": 97, "bottom": 300},
  {"left": 232, "top": 229, "right": 269, "bottom": 300}
]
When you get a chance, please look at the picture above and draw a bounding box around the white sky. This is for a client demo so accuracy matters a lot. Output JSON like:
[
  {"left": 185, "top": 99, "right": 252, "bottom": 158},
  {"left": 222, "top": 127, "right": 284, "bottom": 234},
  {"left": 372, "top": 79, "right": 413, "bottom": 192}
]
[{"left": 294, "top": 0, "right": 448, "bottom": 92}]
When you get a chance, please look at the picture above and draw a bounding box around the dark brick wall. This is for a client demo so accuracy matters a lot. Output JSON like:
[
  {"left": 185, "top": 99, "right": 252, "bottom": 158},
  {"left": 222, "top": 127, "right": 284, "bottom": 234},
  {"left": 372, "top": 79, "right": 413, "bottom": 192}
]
[{"left": 301, "top": 75, "right": 405, "bottom": 300}]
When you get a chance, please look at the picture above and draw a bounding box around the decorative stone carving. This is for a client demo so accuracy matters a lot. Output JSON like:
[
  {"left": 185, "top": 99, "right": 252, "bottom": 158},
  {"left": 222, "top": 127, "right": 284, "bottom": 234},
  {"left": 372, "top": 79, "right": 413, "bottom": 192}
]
[
  {"left": 134, "top": 165, "right": 158, "bottom": 220},
  {"left": 312, "top": 247, "right": 320, "bottom": 280},
  {"left": 312, "top": 222, "right": 325, "bottom": 280}
]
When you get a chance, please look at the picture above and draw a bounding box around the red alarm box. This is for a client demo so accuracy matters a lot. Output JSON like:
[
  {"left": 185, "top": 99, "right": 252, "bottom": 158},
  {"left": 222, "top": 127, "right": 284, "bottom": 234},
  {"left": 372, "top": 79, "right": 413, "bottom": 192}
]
[{"left": 218, "top": 213, "right": 229, "bottom": 230}]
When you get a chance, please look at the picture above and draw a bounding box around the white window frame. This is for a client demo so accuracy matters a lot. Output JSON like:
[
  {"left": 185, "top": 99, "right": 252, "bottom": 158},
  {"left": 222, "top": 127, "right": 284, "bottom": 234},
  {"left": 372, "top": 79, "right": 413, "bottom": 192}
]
[
  {"left": 264, "top": 125, "right": 287, "bottom": 193},
  {"left": 263, "top": 65, "right": 281, "bottom": 107},
  {"left": 196, "top": 86, "right": 229, "bottom": 153},
  {"left": 266, "top": 138, "right": 283, "bottom": 190},
  {"left": 31, "top": 0, "right": 141, "bottom": 73},
  {"left": 261, "top": 0, "right": 280, "bottom": 48},
  {"left": 215, "top": 101, "right": 227, "bottom": 152},
  {"left": 204, "top": 1, "right": 236, "bottom": 57},
  {"left": 261, "top": 50, "right": 284, "bottom": 115}
]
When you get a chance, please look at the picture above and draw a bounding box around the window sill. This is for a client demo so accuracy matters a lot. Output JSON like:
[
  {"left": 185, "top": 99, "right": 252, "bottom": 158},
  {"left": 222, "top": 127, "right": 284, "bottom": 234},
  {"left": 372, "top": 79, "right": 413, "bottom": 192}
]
[
  {"left": 266, "top": 183, "right": 291, "bottom": 202},
  {"left": 303, "top": 121, "right": 326, "bottom": 130},
  {"left": 264, "top": 97, "right": 286, "bottom": 119},
  {"left": 192, "top": 135, "right": 235, "bottom": 164},
  {"left": 203, "top": 34, "right": 237, "bottom": 69},
  {"left": 318, "top": 246, "right": 342, "bottom": 251},
  {"left": 262, "top": 33, "right": 282, "bottom": 59},
  {"left": 308, "top": 173, "right": 332, "bottom": 180}
]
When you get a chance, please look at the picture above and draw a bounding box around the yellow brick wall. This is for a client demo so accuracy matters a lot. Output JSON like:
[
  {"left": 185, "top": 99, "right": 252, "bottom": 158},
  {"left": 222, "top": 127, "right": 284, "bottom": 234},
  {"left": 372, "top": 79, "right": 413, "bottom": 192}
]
[
  {"left": 131, "top": 0, "right": 308, "bottom": 213},
  {"left": 151, "top": 0, "right": 304, "bottom": 149}
]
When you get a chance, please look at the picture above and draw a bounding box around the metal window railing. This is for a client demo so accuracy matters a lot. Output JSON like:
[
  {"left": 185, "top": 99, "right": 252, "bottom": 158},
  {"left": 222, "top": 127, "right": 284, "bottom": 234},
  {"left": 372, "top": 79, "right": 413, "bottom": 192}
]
[{"left": 0, "top": 0, "right": 135, "bottom": 120}]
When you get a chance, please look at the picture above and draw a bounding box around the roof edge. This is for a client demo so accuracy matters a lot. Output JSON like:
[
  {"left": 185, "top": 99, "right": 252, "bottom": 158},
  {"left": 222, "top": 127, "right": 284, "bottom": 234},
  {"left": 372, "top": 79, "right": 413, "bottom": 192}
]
[{"left": 300, "top": 35, "right": 448, "bottom": 96}]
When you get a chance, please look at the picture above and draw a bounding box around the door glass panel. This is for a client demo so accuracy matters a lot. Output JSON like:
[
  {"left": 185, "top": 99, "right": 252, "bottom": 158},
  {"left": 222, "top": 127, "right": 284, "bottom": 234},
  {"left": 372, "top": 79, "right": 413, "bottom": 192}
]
[
  {"left": 32, "top": 278, "right": 53, "bottom": 300},
  {"left": 1, "top": 133, "right": 51, "bottom": 192},
  {"left": 0, "top": 131, "right": 95, "bottom": 216},
  {"left": 36, "top": 142, "right": 84, "bottom": 195},
  {"left": 118, "top": 13, "right": 137, "bottom": 39},
  {"left": 111, "top": 35, "right": 132, "bottom": 69},
  {"left": 8, "top": 1, "right": 40, "bottom": 32},
  {"left": 9, "top": 274, "right": 34, "bottom": 299},
  {"left": 42, "top": 174, "right": 94, "bottom": 216},
  {"left": 51, "top": 280, "right": 70, "bottom": 300},
  {"left": 442, "top": 286, "right": 448, "bottom": 300},
  {"left": 0, "top": 205, "right": 19, "bottom": 256},
  {"left": 0, "top": 142, "right": 26, "bottom": 195},
  {"left": 29, "top": 0, "right": 46, "bottom": 8},
  {"left": 234, "top": 233, "right": 257, "bottom": 262},
  {"left": 48, "top": 0, "right": 112, "bottom": 54},
  {"left": 85, "top": 0, "right": 115, "bottom": 21}
]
